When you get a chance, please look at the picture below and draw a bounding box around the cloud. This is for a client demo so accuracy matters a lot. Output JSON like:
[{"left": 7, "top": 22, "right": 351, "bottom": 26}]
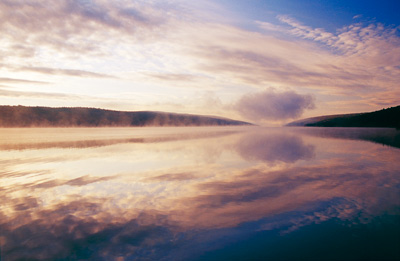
[
  {"left": 277, "top": 15, "right": 337, "bottom": 45},
  {"left": 144, "top": 72, "right": 197, "bottom": 82},
  {"left": 17, "top": 66, "right": 115, "bottom": 78},
  {"left": 0, "top": 0, "right": 172, "bottom": 61},
  {"left": 0, "top": 77, "right": 49, "bottom": 85},
  {"left": 0, "top": 0, "right": 166, "bottom": 37},
  {"left": 277, "top": 15, "right": 400, "bottom": 59},
  {"left": 0, "top": 88, "right": 82, "bottom": 99},
  {"left": 256, "top": 21, "right": 285, "bottom": 32},
  {"left": 145, "top": 172, "right": 198, "bottom": 182},
  {"left": 24, "top": 175, "right": 115, "bottom": 189},
  {"left": 235, "top": 89, "right": 315, "bottom": 121}
]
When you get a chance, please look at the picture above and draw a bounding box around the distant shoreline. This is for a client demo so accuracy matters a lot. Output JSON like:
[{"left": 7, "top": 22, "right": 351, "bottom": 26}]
[
  {"left": 0, "top": 105, "right": 252, "bottom": 127},
  {"left": 286, "top": 106, "right": 400, "bottom": 129}
]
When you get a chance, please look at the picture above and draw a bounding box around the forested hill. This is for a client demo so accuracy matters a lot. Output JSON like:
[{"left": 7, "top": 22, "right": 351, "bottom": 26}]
[
  {"left": 0, "top": 106, "right": 252, "bottom": 127},
  {"left": 287, "top": 106, "right": 400, "bottom": 129}
]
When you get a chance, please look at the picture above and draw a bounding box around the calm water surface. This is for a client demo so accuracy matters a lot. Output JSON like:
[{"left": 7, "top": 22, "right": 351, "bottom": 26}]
[{"left": 1, "top": 127, "right": 399, "bottom": 260}]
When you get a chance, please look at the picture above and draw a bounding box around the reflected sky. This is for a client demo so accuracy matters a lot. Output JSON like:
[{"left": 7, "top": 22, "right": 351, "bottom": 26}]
[{"left": 0, "top": 127, "right": 399, "bottom": 260}]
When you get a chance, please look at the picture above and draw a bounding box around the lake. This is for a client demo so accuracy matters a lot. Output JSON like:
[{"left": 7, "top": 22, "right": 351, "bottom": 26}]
[{"left": 1, "top": 127, "right": 399, "bottom": 260}]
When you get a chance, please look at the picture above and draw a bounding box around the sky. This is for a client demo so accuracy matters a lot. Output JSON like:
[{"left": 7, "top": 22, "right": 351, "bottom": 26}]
[{"left": 1, "top": 0, "right": 399, "bottom": 125}]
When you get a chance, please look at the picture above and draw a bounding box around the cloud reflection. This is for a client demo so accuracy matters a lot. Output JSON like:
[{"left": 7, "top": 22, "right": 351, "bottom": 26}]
[
  {"left": 236, "top": 130, "right": 315, "bottom": 163},
  {"left": 177, "top": 159, "right": 400, "bottom": 231},
  {"left": 0, "top": 197, "right": 175, "bottom": 260},
  {"left": 1, "top": 127, "right": 399, "bottom": 260},
  {"left": 0, "top": 127, "right": 242, "bottom": 150}
]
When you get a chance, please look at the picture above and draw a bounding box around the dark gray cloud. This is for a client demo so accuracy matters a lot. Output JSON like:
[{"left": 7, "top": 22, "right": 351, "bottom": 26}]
[{"left": 236, "top": 89, "right": 315, "bottom": 121}]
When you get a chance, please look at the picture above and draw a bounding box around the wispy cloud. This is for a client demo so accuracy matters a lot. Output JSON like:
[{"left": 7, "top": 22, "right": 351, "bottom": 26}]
[
  {"left": 277, "top": 15, "right": 400, "bottom": 60},
  {"left": 0, "top": 88, "right": 82, "bottom": 99},
  {"left": 17, "top": 66, "right": 115, "bottom": 78},
  {"left": 0, "top": 0, "right": 176, "bottom": 85},
  {"left": 145, "top": 172, "right": 198, "bottom": 182},
  {"left": 0, "top": 0, "right": 170, "bottom": 57},
  {"left": 0, "top": 77, "right": 49, "bottom": 85},
  {"left": 143, "top": 73, "right": 198, "bottom": 82},
  {"left": 277, "top": 15, "right": 337, "bottom": 45}
]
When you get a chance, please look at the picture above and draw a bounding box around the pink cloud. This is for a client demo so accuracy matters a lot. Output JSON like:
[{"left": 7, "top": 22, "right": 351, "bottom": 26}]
[{"left": 235, "top": 89, "right": 315, "bottom": 121}]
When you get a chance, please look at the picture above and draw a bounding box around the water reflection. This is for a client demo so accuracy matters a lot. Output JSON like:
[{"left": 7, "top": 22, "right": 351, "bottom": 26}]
[
  {"left": 0, "top": 127, "right": 241, "bottom": 150},
  {"left": 236, "top": 130, "right": 315, "bottom": 163},
  {"left": 0, "top": 127, "right": 399, "bottom": 260},
  {"left": 292, "top": 127, "right": 400, "bottom": 148}
]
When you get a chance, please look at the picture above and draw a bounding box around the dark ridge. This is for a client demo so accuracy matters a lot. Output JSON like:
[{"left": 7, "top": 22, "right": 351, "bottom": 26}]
[
  {"left": 286, "top": 106, "right": 400, "bottom": 129},
  {"left": 0, "top": 105, "right": 252, "bottom": 127}
]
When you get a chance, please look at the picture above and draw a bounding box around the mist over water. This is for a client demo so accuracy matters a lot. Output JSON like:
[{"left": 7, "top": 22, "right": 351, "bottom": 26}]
[{"left": 1, "top": 127, "right": 399, "bottom": 260}]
